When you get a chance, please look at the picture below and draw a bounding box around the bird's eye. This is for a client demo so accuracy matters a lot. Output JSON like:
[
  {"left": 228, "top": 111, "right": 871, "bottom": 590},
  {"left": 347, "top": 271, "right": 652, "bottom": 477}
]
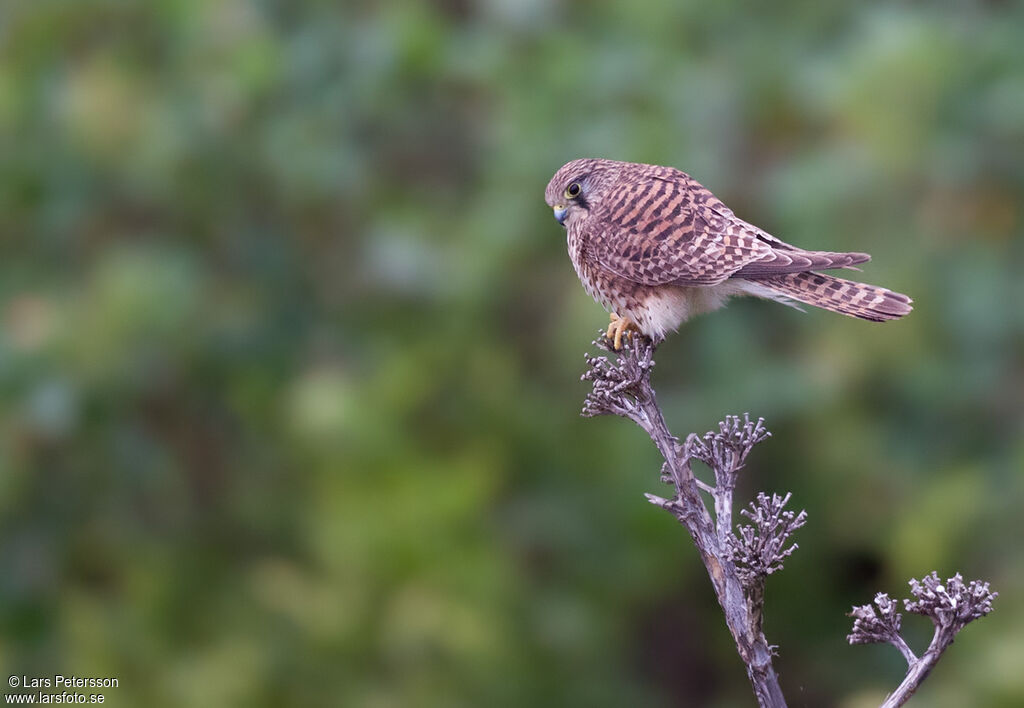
[{"left": 565, "top": 182, "right": 581, "bottom": 199}]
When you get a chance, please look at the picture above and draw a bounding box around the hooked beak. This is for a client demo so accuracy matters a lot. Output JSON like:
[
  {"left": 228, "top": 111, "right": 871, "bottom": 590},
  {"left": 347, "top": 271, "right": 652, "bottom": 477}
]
[{"left": 553, "top": 204, "right": 568, "bottom": 226}]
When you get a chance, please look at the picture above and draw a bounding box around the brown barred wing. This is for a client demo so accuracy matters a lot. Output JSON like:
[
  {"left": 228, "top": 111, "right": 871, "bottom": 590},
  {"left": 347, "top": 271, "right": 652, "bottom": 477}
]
[
  {"left": 730, "top": 247, "right": 872, "bottom": 277},
  {"left": 588, "top": 174, "right": 776, "bottom": 286}
]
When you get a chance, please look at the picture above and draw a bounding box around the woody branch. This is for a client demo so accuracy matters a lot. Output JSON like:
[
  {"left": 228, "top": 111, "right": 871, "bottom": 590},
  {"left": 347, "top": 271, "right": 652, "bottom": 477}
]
[
  {"left": 580, "top": 333, "right": 996, "bottom": 708},
  {"left": 581, "top": 334, "right": 801, "bottom": 708}
]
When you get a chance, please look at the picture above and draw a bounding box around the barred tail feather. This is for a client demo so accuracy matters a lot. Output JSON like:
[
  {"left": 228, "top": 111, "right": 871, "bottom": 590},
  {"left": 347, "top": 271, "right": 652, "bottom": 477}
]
[{"left": 755, "top": 272, "right": 912, "bottom": 322}]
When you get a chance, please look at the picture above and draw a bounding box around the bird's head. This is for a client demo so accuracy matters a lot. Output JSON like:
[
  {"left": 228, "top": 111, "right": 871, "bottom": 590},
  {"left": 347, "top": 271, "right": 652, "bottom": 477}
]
[{"left": 545, "top": 158, "right": 622, "bottom": 227}]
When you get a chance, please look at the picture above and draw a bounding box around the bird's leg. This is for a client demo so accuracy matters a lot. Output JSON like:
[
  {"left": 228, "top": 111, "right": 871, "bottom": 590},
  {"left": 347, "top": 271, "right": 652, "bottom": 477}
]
[
  {"left": 606, "top": 312, "right": 639, "bottom": 351},
  {"left": 605, "top": 313, "right": 620, "bottom": 342}
]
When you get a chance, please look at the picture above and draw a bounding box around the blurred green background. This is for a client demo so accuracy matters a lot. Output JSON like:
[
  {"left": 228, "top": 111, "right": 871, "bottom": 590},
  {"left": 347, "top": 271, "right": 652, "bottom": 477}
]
[{"left": 1, "top": 1, "right": 1022, "bottom": 706}]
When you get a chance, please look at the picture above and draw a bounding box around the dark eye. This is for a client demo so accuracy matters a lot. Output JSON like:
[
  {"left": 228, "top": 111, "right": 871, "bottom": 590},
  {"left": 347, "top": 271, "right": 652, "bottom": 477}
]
[{"left": 565, "top": 182, "right": 581, "bottom": 199}]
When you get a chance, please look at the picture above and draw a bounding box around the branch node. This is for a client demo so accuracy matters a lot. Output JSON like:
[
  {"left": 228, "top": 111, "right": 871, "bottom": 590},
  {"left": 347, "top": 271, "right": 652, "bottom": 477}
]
[
  {"left": 686, "top": 413, "right": 771, "bottom": 490},
  {"left": 580, "top": 335, "right": 656, "bottom": 419},
  {"left": 905, "top": 571, "right": 998, "bottom": 637},
  {"left": 847, "top": 592, "right": 912, "bottom": 660},
  {"left": 727, "top": 492, "right": 808, "bottom": 585}
]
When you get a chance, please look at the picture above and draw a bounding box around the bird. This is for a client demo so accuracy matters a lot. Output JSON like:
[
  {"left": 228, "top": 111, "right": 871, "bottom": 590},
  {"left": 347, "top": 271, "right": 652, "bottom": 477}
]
[{"left": 545, "top": 158, "right": 912, "bottom": 349}]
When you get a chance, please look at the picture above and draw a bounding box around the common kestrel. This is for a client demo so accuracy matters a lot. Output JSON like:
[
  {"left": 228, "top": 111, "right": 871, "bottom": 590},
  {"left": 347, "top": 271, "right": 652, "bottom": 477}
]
[{"left": 545, "top": 158, "right": 912, "bottom": 349}]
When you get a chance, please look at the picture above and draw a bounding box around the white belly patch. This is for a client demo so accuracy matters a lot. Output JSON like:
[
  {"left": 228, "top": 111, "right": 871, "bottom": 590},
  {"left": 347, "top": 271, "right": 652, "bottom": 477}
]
[{"left": 633, "top": 282, "right": 758, "bottom": 339}]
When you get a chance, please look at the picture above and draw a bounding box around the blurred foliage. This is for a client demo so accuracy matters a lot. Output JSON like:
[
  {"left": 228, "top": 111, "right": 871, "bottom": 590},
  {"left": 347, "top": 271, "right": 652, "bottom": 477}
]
[{"left": 1, "top": 1, "right": 1023, "bottom": 706}]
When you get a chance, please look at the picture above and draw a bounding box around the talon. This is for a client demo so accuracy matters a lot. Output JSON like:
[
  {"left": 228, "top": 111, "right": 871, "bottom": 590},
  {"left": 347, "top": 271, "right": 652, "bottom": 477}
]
[
  {"left": 606, "top": 312, "right": 620, "bottom": 341},
  {"left": 606, "top": 313, "right": 638, "bottom": 351}
]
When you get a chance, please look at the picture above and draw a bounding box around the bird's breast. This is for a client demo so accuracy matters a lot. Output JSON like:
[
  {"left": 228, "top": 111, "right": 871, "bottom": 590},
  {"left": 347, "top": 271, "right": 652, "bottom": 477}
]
[
  {"left": 566, "top": 220, "right": 728, "bottom": 339},
  {"left": 567, "top": 226, "right": 611, "bottom": 306}
]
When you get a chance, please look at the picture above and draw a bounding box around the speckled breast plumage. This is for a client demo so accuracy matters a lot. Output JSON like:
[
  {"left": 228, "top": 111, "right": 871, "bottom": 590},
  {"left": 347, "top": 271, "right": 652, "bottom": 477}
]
[{"left": 568, "top": 225, "right": 656, "bottom": 328}]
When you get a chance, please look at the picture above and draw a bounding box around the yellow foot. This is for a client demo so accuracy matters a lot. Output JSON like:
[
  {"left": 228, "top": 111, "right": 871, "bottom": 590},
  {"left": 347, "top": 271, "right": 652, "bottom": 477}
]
[{"left": 605, "top": 313, "right": 639, "bottom": 351}]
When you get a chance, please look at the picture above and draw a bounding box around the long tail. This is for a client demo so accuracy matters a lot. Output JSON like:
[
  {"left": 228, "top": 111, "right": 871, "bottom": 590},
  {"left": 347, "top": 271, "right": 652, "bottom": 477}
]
[{"left": 755, "top": 272, "right": 913, "bottom": 322}]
